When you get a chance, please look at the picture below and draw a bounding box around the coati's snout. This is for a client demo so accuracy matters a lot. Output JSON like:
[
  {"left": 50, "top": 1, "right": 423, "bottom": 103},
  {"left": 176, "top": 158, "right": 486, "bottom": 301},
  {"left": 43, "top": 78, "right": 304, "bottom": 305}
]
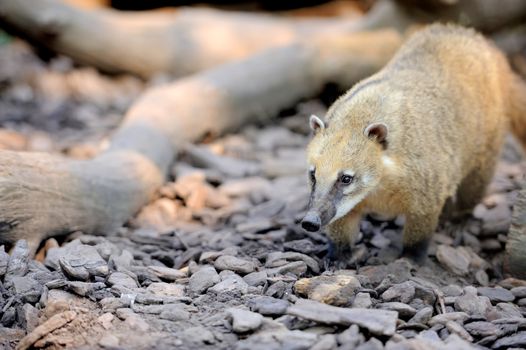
[
  {"left": 301, "top": 211, "right": 321, "bottom": 232},
  {"left": 301, "top": 199, "right": 337, "bottom": 232}
]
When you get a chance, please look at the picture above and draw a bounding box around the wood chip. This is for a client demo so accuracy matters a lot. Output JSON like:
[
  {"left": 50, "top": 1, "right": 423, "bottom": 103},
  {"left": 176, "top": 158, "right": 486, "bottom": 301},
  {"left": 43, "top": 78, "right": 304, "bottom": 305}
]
[{"left": 16, "top": 311, "right": 77, "bottom": 350}]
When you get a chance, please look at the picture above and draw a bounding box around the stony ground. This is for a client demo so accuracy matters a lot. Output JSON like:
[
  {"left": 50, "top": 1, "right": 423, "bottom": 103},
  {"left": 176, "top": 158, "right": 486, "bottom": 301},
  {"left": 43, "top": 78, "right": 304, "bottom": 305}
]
[{"left": 1, "top": 39, "right": 526, "bottom": 350}]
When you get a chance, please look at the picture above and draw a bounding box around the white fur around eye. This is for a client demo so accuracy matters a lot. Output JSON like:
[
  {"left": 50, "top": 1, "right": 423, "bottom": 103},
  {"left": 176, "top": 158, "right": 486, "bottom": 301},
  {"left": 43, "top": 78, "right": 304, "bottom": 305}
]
[
  {"left": 382, "top": 155, "right": 396, "bottom": 169},
  {"left": 342, "top": 180, "right": 356, "bottom": 195},
  {"left": 342, "top": 184, "right": 355, "bottom": 195},
  {"left": 331, "top": 192, "right": 367, "bottom": 222}
]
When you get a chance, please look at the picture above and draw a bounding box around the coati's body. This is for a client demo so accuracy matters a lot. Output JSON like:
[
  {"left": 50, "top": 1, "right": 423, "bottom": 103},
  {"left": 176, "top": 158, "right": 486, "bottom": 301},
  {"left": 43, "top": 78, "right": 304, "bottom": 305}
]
[{"left": 302, "top": 24, "right": 526, "bottom": 260}]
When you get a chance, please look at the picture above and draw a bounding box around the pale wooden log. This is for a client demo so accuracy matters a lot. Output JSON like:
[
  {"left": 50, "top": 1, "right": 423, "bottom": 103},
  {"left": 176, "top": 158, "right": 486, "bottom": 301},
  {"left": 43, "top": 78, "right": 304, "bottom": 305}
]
[
  {"left": 0, "top": 30, "right": 402, "bottom": 253},
  {"left": 0, "top": 0, "right": 393, "bottom": 77}
]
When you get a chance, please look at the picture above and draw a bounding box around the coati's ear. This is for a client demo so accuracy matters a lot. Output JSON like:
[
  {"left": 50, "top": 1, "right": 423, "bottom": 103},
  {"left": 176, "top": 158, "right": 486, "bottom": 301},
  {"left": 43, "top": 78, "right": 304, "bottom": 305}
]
[
  {"left": 364, "top": 122, "right": 388, "bottom": 144},
  {"left": 309, "top": 115, "right": 325, "bottom": 133}
]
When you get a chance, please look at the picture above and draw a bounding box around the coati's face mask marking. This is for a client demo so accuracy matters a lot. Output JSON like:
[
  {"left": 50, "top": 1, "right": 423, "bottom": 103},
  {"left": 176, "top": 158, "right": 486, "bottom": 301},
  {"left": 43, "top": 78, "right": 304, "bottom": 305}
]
[{"left": 301, "top": 115, "right": 387, "bottom": 233}]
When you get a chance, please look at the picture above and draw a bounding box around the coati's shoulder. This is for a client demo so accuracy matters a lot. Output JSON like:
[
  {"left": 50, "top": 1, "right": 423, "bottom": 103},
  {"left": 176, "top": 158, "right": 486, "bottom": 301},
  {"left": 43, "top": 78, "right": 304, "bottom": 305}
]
[
  {"left": 401, "top": 23, "right": 486, "bottom": 51},
  {"left": 410, "top": 23, "right": 482, "bottom": 42},
  {"left": 325, "top": 24, "right": 507, "bottom": 124}
]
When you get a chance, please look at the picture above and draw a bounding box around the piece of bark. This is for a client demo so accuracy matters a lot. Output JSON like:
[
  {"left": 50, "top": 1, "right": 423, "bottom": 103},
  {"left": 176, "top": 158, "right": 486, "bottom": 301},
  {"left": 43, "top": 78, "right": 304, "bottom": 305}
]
[
  {"left": 505, "top": 182, "right": 526, "bottom": 279},
  {"left": 0, "top": 30, "right": 402, "bottom": 253},
  {"left": 16, "top": 311, "right": 77, "bottom": 350}
]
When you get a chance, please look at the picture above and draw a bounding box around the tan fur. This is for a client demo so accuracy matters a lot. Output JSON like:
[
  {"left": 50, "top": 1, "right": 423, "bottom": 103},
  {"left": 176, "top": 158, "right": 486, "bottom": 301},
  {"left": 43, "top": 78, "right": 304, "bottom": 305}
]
[{"left": 306, "top": 24, "right": 526, "bottom": 255}]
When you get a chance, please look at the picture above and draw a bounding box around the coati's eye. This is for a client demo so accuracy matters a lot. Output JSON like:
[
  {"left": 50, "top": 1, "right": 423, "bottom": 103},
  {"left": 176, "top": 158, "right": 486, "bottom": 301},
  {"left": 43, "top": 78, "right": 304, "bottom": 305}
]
[{"left": 340, "top": 174, "right": 354, "bottom": 185}]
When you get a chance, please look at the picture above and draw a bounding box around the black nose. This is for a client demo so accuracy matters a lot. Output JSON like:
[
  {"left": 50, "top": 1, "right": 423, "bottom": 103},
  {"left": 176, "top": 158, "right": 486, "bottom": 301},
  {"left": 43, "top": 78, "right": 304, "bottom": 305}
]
[{"left": 301, "top": 212, "right": 321, "bottom": 232}]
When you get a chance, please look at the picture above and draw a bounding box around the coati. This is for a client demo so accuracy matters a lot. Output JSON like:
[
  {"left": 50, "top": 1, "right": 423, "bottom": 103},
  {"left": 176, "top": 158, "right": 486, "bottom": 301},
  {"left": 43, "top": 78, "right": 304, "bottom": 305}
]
[{"left": 301, "top": 24, "right": 526, "bottom": 261}]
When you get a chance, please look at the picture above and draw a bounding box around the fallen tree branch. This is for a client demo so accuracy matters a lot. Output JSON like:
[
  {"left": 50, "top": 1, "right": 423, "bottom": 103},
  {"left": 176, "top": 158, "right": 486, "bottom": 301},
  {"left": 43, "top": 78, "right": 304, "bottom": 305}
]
[
  {"left": 0, "top": 30, "right": 402, "bottom": 253},
  {"left": 0, "top": 0, "right": 401, "bottom": 77}
]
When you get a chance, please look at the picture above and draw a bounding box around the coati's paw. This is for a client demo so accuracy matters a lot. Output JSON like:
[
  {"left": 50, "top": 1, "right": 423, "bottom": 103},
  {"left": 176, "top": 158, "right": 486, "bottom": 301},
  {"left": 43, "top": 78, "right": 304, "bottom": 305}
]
[
  {"left": 324, "top": 240, "right": 353, "bottom": 270},
  {"left": 401, "top": 239, "right": 430, "bottom": 264},
  {"left": 442, "top": 220, "right": 472, "bottom": 246}
]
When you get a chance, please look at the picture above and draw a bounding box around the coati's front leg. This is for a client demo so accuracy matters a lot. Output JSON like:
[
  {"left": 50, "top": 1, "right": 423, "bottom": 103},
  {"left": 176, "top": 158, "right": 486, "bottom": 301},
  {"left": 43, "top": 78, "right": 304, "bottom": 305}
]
[
  {"left": 325, "top": 211, "right": 361, "bottom": 261},
  {"left": 402, "top": 209, "right": 441, "bottom": 263}
]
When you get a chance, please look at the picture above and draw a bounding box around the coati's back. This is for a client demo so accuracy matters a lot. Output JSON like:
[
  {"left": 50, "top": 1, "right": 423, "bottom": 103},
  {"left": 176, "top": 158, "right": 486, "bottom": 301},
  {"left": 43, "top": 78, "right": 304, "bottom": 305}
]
[{"left": 327, "top": 24, "right": 511, "bottom": 184}]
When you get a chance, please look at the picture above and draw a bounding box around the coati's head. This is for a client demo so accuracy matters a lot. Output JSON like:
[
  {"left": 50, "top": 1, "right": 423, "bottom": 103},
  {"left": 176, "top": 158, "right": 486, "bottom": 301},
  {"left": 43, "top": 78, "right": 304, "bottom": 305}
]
[{"left": 301, "top": 112, "right": 389, "bottom": 233}]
